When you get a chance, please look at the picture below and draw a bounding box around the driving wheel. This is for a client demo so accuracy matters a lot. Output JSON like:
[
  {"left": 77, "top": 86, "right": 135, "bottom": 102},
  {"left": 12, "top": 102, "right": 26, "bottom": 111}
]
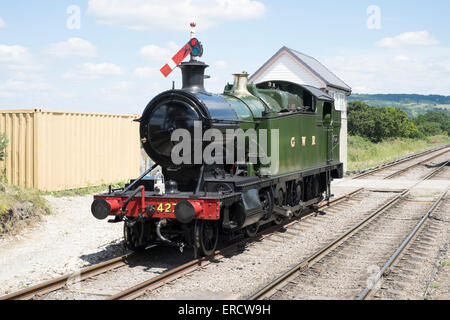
[{"left": 195, "top": 220, "right": 219, "bottom": 256}]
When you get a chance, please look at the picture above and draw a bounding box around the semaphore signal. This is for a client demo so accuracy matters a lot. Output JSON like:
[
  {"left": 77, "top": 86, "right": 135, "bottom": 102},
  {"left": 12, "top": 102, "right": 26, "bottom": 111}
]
[{"left": 160, "top": 23, "right": 204, "bottom": 77}]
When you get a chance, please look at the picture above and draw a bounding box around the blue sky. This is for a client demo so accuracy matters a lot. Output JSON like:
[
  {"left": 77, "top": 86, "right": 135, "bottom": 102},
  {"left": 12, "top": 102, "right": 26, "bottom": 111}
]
[{"left": 1, "top": 0, "right": 449, "bottom": 114}]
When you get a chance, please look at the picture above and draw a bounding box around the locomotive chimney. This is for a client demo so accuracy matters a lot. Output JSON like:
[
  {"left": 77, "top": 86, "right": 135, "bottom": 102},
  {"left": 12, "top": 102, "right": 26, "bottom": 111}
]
[
  {"left": 231, "top": 72, "right": 251, "bottom": 97},
  {"left": 179, "top": 61, "right": 209, "bottom": 94}
]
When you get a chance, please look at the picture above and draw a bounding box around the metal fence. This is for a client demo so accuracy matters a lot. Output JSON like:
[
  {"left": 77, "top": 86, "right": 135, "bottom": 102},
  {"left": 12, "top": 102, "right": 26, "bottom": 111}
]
[{"left": 0, "top": 109, "right": 140, "bottom": 191}]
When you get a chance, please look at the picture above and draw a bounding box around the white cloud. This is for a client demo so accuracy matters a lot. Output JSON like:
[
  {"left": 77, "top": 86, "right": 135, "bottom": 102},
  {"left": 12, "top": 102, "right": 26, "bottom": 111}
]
[
  {"left": 140, "top": 42, "right": 179, "bottom": 61},
  {"left": 375, "top": 31, "right": 438, "bottom": 49},
  {"left": 87, "top": 0, "right": 266, "bottom": 31},
  {"left": 323, "top": 49, "right": 450, "bottom": 95},
  {"left": 46, "top": 38, "right": 98, "bottom": 58},
  {"left": 3, "top": 79, "right": 53, "bottom": 91},
  {"left": 1, "top": 73, "right": 53, "bottom": 92},
  {"left": 9, "top": 72, "right": 41, "bottom": 81},
  {"left": 59, "top": 92, "right": 78, "bottom": 99},
  {"left": 6, "top": 64, "right": 41, "bottom": 71},
  {"left": 0, "top": 45, "right": 33, "bottom": 63},
  {"left": 0, "top": 17, "right": 5, "bottom": 28},
  {"left": 443, "top": 59, "right": 450, "bottom": 73},
  {"left": 63, "top": 62, "right": 124, "bottom": 80},
  {"left": 0, "top": 91, "right": 15, "bottom": 98},
  {"left": 100, "top": 81, "right": 131, "bottom": 95},
  {"left": 83, "top": 62, "right": 123, "bottom": 75},
  {"left": 133, "top": 66, "right": 159, "bottom": 79},
  {"left": 111, "top": 81, "right": 130, "bottom": 90},
  {"left": 394, "top": 55, "right": 410, "bottom": 62},
  {"left": 214, "top": 60, "right": 227, "bottom": 68}
]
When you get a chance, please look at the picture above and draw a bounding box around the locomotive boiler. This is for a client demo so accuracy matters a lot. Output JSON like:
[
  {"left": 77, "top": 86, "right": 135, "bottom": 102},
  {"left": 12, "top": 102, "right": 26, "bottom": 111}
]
[{"left": 91, "top": 36, "right": 343, "bottom": 256}]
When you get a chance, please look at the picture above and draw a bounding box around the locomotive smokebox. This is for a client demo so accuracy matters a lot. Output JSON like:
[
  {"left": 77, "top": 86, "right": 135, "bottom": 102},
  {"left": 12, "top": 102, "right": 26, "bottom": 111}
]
[{"left": 179, "top": 61, "right": 209, "bottom": 94}]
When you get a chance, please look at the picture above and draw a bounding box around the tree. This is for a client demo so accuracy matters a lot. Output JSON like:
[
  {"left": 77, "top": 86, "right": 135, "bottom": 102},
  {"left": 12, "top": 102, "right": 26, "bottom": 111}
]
[
  {"left": 348, "top": 101, "right": 381, "bottom": 142},
  {"left": 348, "top": 101, "right": 425, "bottom": 142},
  {"left": 413, "top": 111, "right": 450, "bottom": 136},
  {"left": 417, "top": 122, "right": 442, "bottom": 136}
]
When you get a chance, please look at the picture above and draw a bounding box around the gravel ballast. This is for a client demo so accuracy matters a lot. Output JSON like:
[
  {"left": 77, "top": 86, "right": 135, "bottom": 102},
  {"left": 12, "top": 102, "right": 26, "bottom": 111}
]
[
  {"left": 0, "top": 149, "right": 447, "bottom": 300},
  {"left": 0, "top": 195, "right": 124, "bottom": 296},
  {"left": 138, "top": 191, "right": 398, "bottom": 300}
]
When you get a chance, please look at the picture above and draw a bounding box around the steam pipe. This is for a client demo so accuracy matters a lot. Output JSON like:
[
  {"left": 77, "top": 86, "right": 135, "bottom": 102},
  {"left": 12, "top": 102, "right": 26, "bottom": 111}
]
[
  {"left": 123, "top": 163, "right": 157, "bottom": 193},
  {"left": 156, "top": 220, "right": 185, "bottom": 250},
  {"left": 121, "top": 185, "right": 144, "bottom": 214},
  {"left": 195, "top": 164, "right": 205, "bottom": 195}
]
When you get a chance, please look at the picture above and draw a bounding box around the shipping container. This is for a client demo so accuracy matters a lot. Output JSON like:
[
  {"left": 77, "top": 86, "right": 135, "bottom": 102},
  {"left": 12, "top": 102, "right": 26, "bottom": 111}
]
[{"left": 0, "top": 109, "right": 140, "bottom": 191}]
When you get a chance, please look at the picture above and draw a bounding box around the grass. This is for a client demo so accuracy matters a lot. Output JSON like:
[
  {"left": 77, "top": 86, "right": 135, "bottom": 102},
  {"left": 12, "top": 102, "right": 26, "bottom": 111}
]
[
  {"left": 0, "top": 179, "right": 128, "bottom": 234},
  {"left": 0, "top": 185, "right": 51, "bottom": 215},
  {"left": 43, "top": 181, "right": 127, "bottom": 197},
  {"left": 0, "top": 185, "right": 51, "bottom": 234},
  {"left": 430, "top": 282, "right": 439, "bottom": 289},
  {"left": 0, "top": 180, "right": 127, "bottom": 234},
  {"left": 348, "top": 134, "right": 450, "bottom": 171}
]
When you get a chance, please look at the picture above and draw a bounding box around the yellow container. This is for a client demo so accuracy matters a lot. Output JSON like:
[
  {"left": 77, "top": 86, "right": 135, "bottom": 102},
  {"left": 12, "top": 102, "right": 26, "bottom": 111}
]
[{"left": 0, "top": 109, "right": 140, "bottom": 191}]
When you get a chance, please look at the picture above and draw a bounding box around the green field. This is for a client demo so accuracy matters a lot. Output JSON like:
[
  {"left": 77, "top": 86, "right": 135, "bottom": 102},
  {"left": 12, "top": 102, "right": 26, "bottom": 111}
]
[
  {"left": 349, "top": 94, "right": 450, "bottom": 118},
  {"left": 347, "top": 134, "right": 450, "bottom": 171}
]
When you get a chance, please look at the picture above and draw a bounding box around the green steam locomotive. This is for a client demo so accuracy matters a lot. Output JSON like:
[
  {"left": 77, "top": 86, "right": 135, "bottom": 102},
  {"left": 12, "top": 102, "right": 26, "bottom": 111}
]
[{"left": 91, "top": 39, "right": 343, "bottom": 256}]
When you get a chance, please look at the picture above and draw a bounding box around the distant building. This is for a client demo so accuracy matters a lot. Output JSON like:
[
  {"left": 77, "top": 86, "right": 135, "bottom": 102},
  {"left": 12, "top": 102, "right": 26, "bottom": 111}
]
[{"left": 249, "top": 46, "right": 352, "bottom": 172}]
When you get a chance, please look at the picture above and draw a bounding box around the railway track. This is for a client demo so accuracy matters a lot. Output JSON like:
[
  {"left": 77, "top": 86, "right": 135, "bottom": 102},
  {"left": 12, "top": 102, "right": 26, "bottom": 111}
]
[
  {"left": 248, "top": 161, "right": 449, "bottom": 300},
  {"left": 2, "top": 146, "right": 448, "bottom": 300},
  {"left": 359, "top": 186, "right": 449, "bottom": 300},
  {"left": 368, "top": 163, "right": 450, "bottom": 300},
  {"left": 0, "top": 252, "right": 135, "bottom": 300},
  {"left": 0, "top": 189, "right": 362, "bottom": 300},
  {"left": 107, "top": 188, "right": 365, "bottom": 300},
  {"left": 133, "top": 189, "right": 401, "bottom": 300}
]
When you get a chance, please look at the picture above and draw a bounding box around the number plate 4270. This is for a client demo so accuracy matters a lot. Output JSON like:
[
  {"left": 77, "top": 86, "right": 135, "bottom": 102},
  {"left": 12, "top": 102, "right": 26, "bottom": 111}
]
[{"left": 156, "top": 203, "right": 177, "bottom": 214}]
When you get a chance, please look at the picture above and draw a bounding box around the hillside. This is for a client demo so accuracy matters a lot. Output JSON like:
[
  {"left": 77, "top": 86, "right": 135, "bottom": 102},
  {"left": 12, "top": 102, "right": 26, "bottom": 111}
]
[{"left": 349, "top": 94, "right": 450, "bottom": 118}]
